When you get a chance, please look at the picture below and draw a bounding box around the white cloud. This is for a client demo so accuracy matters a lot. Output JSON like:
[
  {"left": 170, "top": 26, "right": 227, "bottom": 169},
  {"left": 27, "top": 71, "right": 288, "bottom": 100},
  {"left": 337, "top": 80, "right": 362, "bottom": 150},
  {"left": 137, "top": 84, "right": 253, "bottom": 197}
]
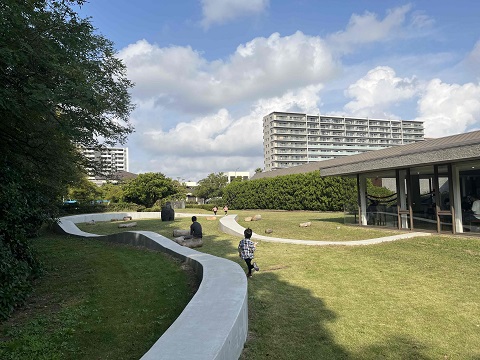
[
  {"left": 463, "top": 40, "right": 480, "bottom": 79},
  {"left": 116, "top": 5, "right": 477, "bottom": 181},
  {"left": 200, "top": 0, "right": 269, "bottom": 29},
  {"left": 327, "top": 5, "right": 412, "bottom": 54},
  {"left": 118, "top": 33, "right": 337, "bottom": 114},
  {"left": 118, "top": 32, "right": 334, "bottom": 179},
  {"left": 410, "top": 10, "right": 435, "bottom": 29},
  {"left": 415, "top": 79, "right": 480, "bottom": 137},
  {"left": 344, "top": 66, "right": 419, "bottom": 118},
  {"left": 135, "top": 85, "right": 322, "bottom": 157},
  {"left": 343, "top": 66, "right": 480, "bottom": 139},
  {"left": 126, "top": 85, "right": 323, "bottom": 179}
]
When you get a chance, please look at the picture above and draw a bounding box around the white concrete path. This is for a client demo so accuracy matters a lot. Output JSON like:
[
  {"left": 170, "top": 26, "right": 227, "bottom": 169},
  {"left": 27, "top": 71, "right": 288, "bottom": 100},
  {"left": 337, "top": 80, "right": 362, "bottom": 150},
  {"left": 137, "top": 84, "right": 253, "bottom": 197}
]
[{"left": 218, "top": 214, "right": 431, "bottom": 245}]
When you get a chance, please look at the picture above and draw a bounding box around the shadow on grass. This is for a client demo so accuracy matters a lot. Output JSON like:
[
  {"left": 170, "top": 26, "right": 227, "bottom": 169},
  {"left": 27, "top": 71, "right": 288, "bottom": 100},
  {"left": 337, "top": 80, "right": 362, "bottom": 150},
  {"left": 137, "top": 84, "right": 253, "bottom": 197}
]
[
  {"left": 308, "top": 216, "right": 346, "bottom": 224},
  {"left": 241, "top": 272, "right": 349, "bottom": 360},
  {"left": 195, "top": 229, "right": 346, "bottom": 359},
  {"left": 196, "top": 225, "right": 437, "bottom": 360},
  {"left": 356, "top": 336, "right": 432, "bottom": 360}
]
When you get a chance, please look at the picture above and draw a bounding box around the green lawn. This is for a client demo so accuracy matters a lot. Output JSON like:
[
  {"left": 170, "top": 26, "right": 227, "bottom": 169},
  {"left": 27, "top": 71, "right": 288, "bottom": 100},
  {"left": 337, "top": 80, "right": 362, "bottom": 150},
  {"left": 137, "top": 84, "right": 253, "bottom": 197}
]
[
  {"left": 2, "top": 210, "right": 480, "bottom": 359},
  {"left": 76, "top": 209, "right": 404, "bottom": 241},
  {"left": 0, "top": 233, "right": 195, "bottom": 360},
  {"left": 233, "top": 209, "right": 404, "bottom": 241}
]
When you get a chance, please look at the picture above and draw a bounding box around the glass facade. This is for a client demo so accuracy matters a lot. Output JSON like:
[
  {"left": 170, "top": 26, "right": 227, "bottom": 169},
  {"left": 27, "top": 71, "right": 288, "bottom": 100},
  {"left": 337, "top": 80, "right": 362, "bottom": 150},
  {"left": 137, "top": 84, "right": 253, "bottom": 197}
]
[{"left": 355, "top": 161, "right": 480, "bottom": 234}]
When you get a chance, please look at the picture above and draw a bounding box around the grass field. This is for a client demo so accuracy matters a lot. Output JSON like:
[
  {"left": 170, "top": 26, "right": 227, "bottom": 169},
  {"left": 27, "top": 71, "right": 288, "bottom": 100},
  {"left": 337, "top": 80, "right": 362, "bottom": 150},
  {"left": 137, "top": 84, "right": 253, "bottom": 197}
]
[
  {"left": 0, "top": 233, "right": 195, "bottom": 360},
  {"left": 2, "top": 210, "right": 480, "bottom": 359}
]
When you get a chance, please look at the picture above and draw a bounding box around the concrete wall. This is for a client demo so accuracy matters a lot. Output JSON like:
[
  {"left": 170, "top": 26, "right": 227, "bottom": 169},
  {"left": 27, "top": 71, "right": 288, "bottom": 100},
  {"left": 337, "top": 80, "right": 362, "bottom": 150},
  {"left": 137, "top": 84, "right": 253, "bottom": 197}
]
[{"left": 55, "top": 212, "right": 248, "bottom": 360}]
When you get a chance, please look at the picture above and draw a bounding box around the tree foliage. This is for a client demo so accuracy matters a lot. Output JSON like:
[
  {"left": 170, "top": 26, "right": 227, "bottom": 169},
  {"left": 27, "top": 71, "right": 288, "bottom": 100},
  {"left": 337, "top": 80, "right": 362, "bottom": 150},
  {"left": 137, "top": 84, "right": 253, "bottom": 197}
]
[
  {"left": 100, "top": 182, "right": 125, "bottom": 203},
  {"left": 67, "top": 177, "right": 103, "bottom": 203},
  {"left": 123, "top": 173, "right": 177, "bottom": 208},
  {"left": 171, "top": 180, "right": 188, "bottom": 201},
  {"left": 194, "top": 172, "right": 228, "bottom": 200},
  {"left": 223, "top": 171, "right": 357, "bottom": 211},
  {"left": 0, "top": 0, "right": 134, "bottom": 319}
]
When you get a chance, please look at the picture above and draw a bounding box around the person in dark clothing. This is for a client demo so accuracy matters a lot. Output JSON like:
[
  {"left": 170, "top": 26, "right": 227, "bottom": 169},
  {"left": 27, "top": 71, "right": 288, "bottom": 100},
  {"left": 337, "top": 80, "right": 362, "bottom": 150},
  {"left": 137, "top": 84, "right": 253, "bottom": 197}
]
[{"left": 188, "top": 216, "right": 202, "bottom": 239}]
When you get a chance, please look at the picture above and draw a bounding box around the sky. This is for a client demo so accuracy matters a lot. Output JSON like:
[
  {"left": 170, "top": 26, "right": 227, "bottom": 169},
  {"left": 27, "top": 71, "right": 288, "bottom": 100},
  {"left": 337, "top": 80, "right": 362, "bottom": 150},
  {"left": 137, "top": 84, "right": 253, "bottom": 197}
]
[{"left": 75, "top": 0, "right": 480, "bottom": 182}]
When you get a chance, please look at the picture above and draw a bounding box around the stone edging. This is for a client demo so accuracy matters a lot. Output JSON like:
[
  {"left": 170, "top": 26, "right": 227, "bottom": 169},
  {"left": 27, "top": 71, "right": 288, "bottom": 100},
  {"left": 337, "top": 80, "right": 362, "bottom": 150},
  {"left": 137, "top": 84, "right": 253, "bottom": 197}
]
[{"left": 54, "top": 212, "right": 248, "bottom": 360}]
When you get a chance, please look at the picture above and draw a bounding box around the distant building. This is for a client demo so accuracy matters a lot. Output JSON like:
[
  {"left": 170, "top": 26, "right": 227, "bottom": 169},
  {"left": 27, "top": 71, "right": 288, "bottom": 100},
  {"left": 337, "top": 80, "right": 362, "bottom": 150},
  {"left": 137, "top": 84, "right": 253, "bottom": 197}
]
[
  {"left": 226, "top": 171, "right": 250, "bottom": 183},
  {"left": 79, "top": 146, "right": 129, "bottom": 185},
  {"left": 110, "top": 170, "right": 137, "bottom": 183},
  {"left": 184, "top": 181, "right": 201, "bottom": 203},
  {"left": 263, "top": 112, "right": 424, "bottom": 171}
]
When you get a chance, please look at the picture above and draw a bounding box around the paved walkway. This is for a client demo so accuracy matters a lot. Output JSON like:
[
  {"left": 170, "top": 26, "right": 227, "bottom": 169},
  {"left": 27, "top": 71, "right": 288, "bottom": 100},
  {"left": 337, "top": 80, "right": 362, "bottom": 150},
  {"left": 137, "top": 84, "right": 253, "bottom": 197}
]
[{"left": 216, "top": 214, "right": 431, "bottom": 246}]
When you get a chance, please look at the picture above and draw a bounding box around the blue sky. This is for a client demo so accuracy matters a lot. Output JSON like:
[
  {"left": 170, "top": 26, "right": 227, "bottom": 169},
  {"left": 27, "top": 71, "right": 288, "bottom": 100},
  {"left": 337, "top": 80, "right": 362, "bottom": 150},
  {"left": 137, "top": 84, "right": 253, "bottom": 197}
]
[{"left": 76, "top": 0, "right": 480, "bottom": 181}]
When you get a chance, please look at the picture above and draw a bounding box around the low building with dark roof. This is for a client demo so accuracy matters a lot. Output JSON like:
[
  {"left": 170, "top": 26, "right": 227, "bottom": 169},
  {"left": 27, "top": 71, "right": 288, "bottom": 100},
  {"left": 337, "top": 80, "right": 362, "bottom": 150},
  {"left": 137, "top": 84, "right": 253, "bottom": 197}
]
[{"left": 253, "top": 130, "right": 480, "bottom": 234}]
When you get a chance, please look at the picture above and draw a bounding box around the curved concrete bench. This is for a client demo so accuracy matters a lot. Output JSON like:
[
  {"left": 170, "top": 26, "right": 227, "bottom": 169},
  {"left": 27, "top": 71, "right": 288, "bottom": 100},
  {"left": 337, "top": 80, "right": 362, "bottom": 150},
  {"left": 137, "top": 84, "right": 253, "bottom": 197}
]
[{"left": 55, "top": 212, "right": 248, "bottom": 360}]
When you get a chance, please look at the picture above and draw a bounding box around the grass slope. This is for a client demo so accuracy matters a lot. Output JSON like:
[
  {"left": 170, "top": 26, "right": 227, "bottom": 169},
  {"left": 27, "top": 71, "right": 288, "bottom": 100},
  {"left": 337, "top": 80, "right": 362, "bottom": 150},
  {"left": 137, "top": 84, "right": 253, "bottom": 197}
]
[{"left": 0, "top": 234, "right": 195, "bottom": 360}]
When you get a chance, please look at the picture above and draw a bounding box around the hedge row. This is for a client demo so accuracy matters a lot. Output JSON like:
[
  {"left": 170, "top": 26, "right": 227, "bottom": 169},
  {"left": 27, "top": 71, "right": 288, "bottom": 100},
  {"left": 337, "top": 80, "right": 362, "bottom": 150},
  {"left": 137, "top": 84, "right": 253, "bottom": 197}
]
[{"left": 223, "top": 171, "right": 357, "bottom": 211}]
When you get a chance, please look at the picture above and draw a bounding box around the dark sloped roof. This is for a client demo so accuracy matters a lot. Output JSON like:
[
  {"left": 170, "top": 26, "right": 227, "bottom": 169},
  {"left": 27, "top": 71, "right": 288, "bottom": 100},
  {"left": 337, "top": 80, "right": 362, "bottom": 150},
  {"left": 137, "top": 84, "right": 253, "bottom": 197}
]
[
  {"left": 251, "top": 161, "right": 322, "bottom": 179},
  {"left": 252, "top": 130, "right": 480, "bottom": 179},
  {"left": 111, "top": 170, "right": 138, "bottom": 181}
]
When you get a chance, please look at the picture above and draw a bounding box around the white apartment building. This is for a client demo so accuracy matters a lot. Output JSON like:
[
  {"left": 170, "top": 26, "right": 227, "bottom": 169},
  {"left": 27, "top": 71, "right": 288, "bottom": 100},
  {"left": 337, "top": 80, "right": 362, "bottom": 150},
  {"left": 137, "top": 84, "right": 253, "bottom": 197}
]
[
  {"left": 226, "top": 171, "right": 250, "bottom": 183},
  {"left": 263, "top": 112, "right": 424, "bottom": 171},
  {"left": 80, "top": 146, "right": 129, "bottom": 184}
]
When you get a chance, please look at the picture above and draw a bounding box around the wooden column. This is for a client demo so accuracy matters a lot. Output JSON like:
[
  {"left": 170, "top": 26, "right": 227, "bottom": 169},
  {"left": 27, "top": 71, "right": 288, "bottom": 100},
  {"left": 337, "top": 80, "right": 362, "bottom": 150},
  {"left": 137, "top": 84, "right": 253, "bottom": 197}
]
[
  {"left": 452, "top": 164, "right": 463, "bottom": 233},
  {"left": 448, "top": 164, "right": 456, "bottom": 234},
  {"left": 406, "top": 168, "right": 414, "bottom": 231},
  {"left": 433, "top": 165, "right": 441, "bottom": 233},
  {"left": 357, "top": 174, "right": 361, "bottom": 226},
  {"left": 358, "top": 175, "right": 367, "bottom": 226}
]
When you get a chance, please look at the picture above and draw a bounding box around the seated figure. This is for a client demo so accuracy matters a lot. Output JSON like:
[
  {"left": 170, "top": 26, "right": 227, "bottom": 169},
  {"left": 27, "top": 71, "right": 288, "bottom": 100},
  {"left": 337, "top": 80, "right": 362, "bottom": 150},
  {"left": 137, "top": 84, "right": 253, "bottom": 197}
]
[
  {"left": 161, "top": 202, "right": 175, "bottom": 221},
  {"left": 471, "top": 198, "right": 480, "bottom": 220}
]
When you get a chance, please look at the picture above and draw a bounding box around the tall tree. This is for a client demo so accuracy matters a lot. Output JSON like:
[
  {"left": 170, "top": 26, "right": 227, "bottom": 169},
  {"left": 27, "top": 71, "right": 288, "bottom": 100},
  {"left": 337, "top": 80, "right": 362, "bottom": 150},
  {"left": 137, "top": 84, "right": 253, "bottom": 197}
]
[
  {"left": 123, "top": 173, "right": 177, "bottom": 208},
  {"left": 67, "top": 177, "right": 103, "bottom": 204},
  {"left": 100, "top": 182, "right": 125, "bottom": 203},
  {"left": 0, "top": 0, "right": 134, "bottom": 319},
  {"left": 171, "top": 180, "right": 188, "bottom": 202},
  {"left": 195, "top": 172, "right": 228, "bottom": 201},
  {"left": 0, "top": 0, "right": 134, "bottom": 214}
]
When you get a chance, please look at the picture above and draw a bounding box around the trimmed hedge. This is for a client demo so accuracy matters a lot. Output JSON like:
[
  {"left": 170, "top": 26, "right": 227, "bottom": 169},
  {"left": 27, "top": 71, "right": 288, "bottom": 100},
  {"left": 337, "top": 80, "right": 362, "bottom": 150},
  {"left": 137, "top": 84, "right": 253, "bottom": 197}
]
[
  {"left": 223, "top": 171, "right": 357, "bottom": 211},
  {"left": 186, "top": 204, "right": 218, "bottom": 212},
  {"left": 60, "top": 202, "right": 145, "bottom": 215}
]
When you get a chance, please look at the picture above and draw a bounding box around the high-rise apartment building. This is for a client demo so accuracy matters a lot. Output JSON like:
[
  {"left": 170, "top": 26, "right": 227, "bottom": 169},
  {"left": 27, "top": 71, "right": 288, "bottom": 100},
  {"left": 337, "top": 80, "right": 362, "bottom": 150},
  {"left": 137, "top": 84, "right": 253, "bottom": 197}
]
[
  {"left": 263, "top": 112, "right": 424, "bottom": 171},
  {"left": 80, "top": 146, "right": 129, "bottom": 184}
]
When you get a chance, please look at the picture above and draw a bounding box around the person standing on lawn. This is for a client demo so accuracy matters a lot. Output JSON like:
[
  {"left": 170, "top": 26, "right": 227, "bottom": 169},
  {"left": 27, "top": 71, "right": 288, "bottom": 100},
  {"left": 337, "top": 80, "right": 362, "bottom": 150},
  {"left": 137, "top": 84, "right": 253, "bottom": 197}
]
[{"left": 238, "top": 228, "right": 259, "bottom": 277}]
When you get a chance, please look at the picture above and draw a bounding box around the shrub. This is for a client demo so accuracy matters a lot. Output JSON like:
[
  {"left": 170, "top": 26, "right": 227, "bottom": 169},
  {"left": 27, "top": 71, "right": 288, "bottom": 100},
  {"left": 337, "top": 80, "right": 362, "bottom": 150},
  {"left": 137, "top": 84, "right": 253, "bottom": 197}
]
[
  {"left": 0, "top": 236, "right": 42, "bottom": 320},
  {"left": 186, "top": 204, "right": 218, "bottom": 211},
  {"left": 223, "top": 171, "right": 357, "bottom": 211}
]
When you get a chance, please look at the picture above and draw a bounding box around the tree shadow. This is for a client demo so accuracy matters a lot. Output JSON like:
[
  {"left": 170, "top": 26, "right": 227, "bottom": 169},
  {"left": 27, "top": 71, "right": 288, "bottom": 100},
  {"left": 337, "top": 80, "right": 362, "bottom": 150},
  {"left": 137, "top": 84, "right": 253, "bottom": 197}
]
[
  {"left": 308, "top": 216, "right": 346, "bottom": 224},
  {"left": 191, "top": 225, "right": 445, "bottom": 360},
  {"left": 240, "top": 271, "right": 350, "bottom": 360},
  {"left": 354, "top": 335, "right": 437, "bottom": 360},
  {"left": 188, "top": 228, "right": 351, "bottom": 359}
]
